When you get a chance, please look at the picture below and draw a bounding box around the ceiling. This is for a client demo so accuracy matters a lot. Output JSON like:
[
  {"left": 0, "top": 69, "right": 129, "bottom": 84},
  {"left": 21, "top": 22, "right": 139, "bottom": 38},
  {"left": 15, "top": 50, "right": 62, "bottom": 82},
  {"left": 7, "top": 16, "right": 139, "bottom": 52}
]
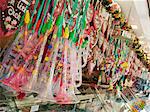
[{"left": 116, "top": 0, "right": 150, "bottom": 53}]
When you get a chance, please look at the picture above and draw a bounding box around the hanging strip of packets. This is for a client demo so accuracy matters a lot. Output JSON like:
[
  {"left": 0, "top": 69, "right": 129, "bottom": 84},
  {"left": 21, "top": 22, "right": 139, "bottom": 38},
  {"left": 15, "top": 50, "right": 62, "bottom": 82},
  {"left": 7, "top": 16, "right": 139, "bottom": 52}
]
[
  {"left": 132, "top": 37, "right": 150, "bottom": 70},
  {"left": 81, "top": 0, "right": 132, "bottom": 86}
]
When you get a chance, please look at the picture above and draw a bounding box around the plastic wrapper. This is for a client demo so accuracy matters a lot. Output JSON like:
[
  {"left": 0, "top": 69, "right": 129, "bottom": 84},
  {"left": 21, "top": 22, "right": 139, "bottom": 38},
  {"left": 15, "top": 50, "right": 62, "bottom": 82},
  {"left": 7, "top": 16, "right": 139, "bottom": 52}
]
[{"left": 0, "top": 33, "right": 44, "bottom": 92}]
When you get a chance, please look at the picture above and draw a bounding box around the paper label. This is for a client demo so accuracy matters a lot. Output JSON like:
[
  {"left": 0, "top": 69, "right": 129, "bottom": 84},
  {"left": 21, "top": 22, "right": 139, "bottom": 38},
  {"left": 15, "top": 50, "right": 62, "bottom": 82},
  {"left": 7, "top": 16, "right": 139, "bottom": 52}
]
[{"left": 30, "top": 105, "right": 39, "bottom": 112}]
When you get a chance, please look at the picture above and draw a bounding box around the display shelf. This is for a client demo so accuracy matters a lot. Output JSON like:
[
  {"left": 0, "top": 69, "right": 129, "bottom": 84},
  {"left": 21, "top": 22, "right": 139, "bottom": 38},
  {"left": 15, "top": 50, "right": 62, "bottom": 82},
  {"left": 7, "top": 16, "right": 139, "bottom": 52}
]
[{"left": 0, "top": 83, "right": 149, "bottom": 112}]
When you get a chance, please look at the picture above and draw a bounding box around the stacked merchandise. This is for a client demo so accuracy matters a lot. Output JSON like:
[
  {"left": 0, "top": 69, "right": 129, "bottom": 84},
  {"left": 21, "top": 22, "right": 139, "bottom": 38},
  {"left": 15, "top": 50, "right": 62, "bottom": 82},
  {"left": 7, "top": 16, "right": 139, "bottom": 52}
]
[{"left": 0, "top": 0, "right": 149, "bottom": 111}]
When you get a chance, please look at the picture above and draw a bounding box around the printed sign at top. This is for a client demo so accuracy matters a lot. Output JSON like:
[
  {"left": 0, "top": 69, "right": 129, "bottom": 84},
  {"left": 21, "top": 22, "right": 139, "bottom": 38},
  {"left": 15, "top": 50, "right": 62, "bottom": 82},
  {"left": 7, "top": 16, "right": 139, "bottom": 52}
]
[{"left": 1, "top": 0, "right": 30, "bottom": 32}]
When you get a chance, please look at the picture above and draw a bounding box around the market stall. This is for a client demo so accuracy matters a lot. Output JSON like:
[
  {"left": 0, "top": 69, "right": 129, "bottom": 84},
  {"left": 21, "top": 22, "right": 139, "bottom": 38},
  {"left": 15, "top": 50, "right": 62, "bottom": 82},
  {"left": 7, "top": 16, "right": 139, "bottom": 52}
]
[{"left": 0, "top": 0, "right": 149, "bottom": 111}]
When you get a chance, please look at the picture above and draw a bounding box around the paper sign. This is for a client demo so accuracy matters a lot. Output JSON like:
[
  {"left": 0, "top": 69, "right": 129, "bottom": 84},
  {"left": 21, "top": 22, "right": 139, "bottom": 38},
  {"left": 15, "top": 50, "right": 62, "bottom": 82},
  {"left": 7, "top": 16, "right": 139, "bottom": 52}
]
[
  {"left": 30, "top": 105, "right": 39, "bottom": 112},
  {"left": 1, "top": 0, "right": 29, "bottom": 32}
]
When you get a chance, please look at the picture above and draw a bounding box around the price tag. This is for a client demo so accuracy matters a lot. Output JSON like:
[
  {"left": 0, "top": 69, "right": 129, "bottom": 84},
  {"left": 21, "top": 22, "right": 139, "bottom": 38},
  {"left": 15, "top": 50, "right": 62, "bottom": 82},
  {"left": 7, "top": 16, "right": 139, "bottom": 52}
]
[{"left": 30, "top": 105, "right": 39, "bottom": 112}]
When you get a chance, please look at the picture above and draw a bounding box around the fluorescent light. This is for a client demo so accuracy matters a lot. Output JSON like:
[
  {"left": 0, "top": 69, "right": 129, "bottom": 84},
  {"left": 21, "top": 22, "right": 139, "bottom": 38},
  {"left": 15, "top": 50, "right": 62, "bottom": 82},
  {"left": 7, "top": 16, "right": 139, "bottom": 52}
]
[
  {"left": 139, "top": 40, "right": 145, "bottom": 45},
  {"left": 131, "top": 25, "right": 138, "bottom": 29}
]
